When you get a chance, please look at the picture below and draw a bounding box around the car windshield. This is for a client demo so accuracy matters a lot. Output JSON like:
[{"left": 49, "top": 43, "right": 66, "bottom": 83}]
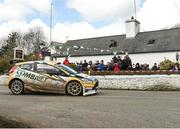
[{"left": 56, "top": 64, "right": 78, "bottom": 75}]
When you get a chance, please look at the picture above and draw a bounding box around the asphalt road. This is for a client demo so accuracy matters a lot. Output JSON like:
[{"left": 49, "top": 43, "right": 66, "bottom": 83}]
[{"left": 1, "top": 86, "right": 180, "bottom": 128}]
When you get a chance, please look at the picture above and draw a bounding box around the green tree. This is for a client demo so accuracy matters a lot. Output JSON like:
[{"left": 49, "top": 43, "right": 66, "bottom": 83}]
[{"left": 0, "top": 32, "right": 19, "bottom": 58}]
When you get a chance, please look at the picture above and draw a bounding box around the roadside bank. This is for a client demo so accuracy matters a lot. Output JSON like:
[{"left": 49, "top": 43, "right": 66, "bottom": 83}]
[{"left": 0, "top": 116, "right": 31, "bottom": 128}]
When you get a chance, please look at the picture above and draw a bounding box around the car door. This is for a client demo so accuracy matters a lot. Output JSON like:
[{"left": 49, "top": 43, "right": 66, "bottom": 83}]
[
  {"left": 18, "top": 63, "right": 47, "bottom": 91},
  {"left": 35, "top": 62, "right": 66, "bottom": 92}
]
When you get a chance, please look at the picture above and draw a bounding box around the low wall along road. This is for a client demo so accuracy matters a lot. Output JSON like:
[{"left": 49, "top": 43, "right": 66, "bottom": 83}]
[
  {"left": 0, "top": 75, "right": 8, "bottom": 86},
  {"left": 95, "top": 75, "right": 180, "bottom": 90},
  {"left": 1, "top": 75, "right": 180, "bottom": 90}
]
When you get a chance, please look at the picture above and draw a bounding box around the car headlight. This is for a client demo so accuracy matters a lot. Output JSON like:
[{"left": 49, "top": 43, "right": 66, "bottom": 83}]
[{"left": 81, "top": 78, "right": 93, "bottom": 83}]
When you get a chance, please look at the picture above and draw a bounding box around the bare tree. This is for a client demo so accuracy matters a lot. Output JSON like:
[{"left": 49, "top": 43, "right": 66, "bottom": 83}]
[
  {"left": 22, "top": 26, "right": 48, "bottom": 54},
  {"left": 0, "top": 26, "right": 48, "bottom": 57}
]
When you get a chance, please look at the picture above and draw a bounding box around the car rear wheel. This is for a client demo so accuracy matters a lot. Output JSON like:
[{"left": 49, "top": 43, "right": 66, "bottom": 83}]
[
  {"left": 66, "top": 81, "right": 82, "bottom": 96},
  {"left": 10, "top": 80, "right": 24, "bottom": 95}
]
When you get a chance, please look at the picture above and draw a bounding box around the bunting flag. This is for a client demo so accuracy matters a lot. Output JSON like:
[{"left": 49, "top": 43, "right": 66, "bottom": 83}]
[{"left": 58, "top": 45, "right": 125, "bottom": 56}]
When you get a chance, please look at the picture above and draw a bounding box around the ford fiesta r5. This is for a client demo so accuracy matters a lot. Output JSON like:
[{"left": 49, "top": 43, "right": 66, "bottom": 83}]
[{"left": 8, "top": 61, "right": 99, "bottom": 96}]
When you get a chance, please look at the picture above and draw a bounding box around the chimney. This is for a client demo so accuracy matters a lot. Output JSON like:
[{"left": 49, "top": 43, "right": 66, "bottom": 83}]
[{"left": 125, "top": 16, "right": 140, "bottom": 38}]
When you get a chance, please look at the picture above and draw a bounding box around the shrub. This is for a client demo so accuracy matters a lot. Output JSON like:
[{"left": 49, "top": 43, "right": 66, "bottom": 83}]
[
  {"left": 24, "top": 54, "right": 38, "bottom": 61},
  {"left": 159, "top": 59, "right": 174, "bottom": 70},
  {"left": 89, "top": 70, "right": 180, "bottom": 75},
  {"left": 0, "top": 57, "right": 11, "bottom": 74},
  {"left": 67, "top": 63, "right": 78, "bottom": 71}
]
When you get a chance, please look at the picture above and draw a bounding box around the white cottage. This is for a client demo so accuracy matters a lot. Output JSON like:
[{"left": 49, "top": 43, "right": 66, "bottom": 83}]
[{"left": 47, "top": 17, "right": 180, "bottom": 67}]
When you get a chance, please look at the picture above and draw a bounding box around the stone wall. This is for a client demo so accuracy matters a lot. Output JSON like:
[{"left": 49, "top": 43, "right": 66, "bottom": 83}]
[
  {"left": 0, "top": 75, "right": 8, "bottom": 86},
  {"left": 94, "top": 75, "right": 180, "bottom": 90},
  {"left": 1, "top": 75, "right": 180, "bottom": 90}
]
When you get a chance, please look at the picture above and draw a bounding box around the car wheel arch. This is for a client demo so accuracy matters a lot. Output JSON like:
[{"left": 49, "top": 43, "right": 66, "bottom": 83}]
[
  {"left": 9, "top": 78, "right": 24, "bottom": 89},
  {"left": 65, "top": 80, "right": 83, "bottom": 95}
]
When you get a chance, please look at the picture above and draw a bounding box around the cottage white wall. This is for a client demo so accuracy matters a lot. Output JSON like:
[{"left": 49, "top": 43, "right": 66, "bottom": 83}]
[
  {"left": 46, "top": 55, "right": 115, "bottom": 64},
  {"left": 130, "top": 52, "right": 179, "bottom": 67},
  {"left": 45, "top": 51, "right": 179, "bottom": 67}
]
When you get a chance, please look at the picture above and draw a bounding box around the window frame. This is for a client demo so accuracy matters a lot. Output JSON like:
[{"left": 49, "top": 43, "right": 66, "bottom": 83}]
[
  {"left": 35, "top": 62, "right": 68, "bottom": 76},
  {"left": 19, "top": 63, "right": 34, "bottom": 71}
]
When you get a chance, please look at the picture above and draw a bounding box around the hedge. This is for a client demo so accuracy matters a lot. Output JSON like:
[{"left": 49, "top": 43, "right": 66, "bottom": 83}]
[
  {"left": 0, "top": 58, "right": 12, "bottom": 74},
  {"left": 88, "top": 70, "right": 180, "bottom": 75}
]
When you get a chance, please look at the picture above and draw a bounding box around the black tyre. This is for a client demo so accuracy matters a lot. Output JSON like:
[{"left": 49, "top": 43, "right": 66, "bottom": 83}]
[
  {"left": 10, "top": 80, "right": 24, "bottom": 95},
  {"left": 66, "top": 81, "right": 83, "bottom": 96}
]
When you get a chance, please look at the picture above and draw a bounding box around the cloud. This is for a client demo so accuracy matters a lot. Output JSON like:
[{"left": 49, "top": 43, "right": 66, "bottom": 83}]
[
  {"left": 66, "top": 0, "right": 180, "bottom": 31},
  {"left": 138, "top": 0, "right": 180, "bottom": 31},
  {"left": 0, "top": 19, "right": 125, "bottom": 44},
  {"left": 66, "top": 0, "right": 141, "bottom": 21},
  {"left": 0, "top": 0, "right": 51, "bottom": 22},
  {"left": 1, "top": 0, "right": 180, "bottom": 45},
  {"left": 50, "top": 0, "right": 180, "bottom": 42},
  {"left": 0, "top": 19, "right": 49, "bottom": 41},
  {"left": 52, "top": 21, "right": 124, "bottom": 42}
]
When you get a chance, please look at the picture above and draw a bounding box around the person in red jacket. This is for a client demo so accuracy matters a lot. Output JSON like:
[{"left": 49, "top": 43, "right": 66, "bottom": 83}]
[
  {"left": 63, "top": 57, "right": 70, "bottom": 65},
  {"left": 114, "top": 63, "right": 120, "bottom": 73}
]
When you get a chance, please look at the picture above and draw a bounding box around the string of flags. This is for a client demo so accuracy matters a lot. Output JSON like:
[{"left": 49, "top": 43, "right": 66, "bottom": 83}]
[
  {"left": 67, "top": 45, "right": 118, "bottom": 53},
  {"left": 50, "top": 44, "right": 126, "bottom": 56}
]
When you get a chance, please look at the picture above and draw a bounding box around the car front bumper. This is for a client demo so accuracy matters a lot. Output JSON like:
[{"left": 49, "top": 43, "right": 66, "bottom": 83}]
[{"left": 82, "top": 81, "right": 99, "bottom": 96}]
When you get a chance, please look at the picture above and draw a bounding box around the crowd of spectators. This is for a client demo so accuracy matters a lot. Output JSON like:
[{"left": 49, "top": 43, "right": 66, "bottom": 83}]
[{"left": 62, "top": 55, "right": 180, "bottom": 72}]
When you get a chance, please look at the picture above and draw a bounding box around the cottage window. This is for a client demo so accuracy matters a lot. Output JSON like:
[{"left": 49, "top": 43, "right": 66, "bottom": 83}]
[
  {"left": 109, "top": 40, "right": 117, "bottom": 48},
  {"left": 147, "top": 39, "right": 155, "bottom": 45}
]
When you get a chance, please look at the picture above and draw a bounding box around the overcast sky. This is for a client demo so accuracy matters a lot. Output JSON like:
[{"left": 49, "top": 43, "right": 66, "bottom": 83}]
[{"left": 0, "top": 0, "right": 180, "bottom": 43}]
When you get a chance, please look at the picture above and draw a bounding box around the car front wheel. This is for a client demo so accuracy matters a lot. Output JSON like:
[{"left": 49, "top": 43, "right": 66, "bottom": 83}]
[
  {"left": 10, "top": 80, "right": 24, "bottom": 95},
  {"left": 66, "top": 81, "right": 83, "bottom": 96}
]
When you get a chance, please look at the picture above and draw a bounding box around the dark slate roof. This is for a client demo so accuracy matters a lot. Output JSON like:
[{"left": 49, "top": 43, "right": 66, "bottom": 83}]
[{"left": 52, "top": 28, "right": 180, "bottom": 57}]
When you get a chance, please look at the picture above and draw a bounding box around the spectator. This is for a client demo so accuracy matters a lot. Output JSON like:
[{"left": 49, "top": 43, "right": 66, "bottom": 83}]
[
  {"left": 98, "top": 60, "right": 105, "bottom": 71},
  {"left": 117, "top": 56, "right": 122, "bottom": 69},
  {"left": 122, "top": 55, "right": 132, "bottom": 70},
  {"left": 82, "top": 60, "right": 89, "bottom": 71},
  {"left": 87, "top": 61, "right": 93, "bottom": 70},
  {"left": 95, "top": 60, "right": 100, "bottom": 66},
  {"left": 171, "top": 63, "right": 180, "bottom": 71},
  {"left": 112, "top": 56, "right": 118, "bottom": 63},
  {"left": 142, "top": 64, "right": 150, "bottom": 70},
  {"left": 107, "top": 62, "right": 114, "bottom": 71},
  {"left": 88, "top": 61, "right": 93, "bottom": 67},
  {"left": 76, "top": 62, "right": 82, "bottom": 72},
  {"left": 114, "top": 63, "right": 120, "bottom": 73},
  {"left": 117, "top": 56, "right": 122, "bottom": 63},
  {"left": 132, "top": 64, "right": 136, "bottom": 70},
  {"left": 151, "top": 63, "right": 159, "bottom": 71},
  {"left": 134, "top": 63, "right": 141, "bottom": 70},
  {"left": 63, "top": 57, "right": 70, "bottom": 65},
  {"left": 91, "top": 63, "right": 97, "bottom": 71}
]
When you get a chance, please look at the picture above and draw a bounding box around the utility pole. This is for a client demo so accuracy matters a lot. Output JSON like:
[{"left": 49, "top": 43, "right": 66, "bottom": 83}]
[
  {"left": 50, "top": 1, "right": 53, "bottom": 44},
  {"left": 134, "top": 0, "right": 137, "bottom": 19}
]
